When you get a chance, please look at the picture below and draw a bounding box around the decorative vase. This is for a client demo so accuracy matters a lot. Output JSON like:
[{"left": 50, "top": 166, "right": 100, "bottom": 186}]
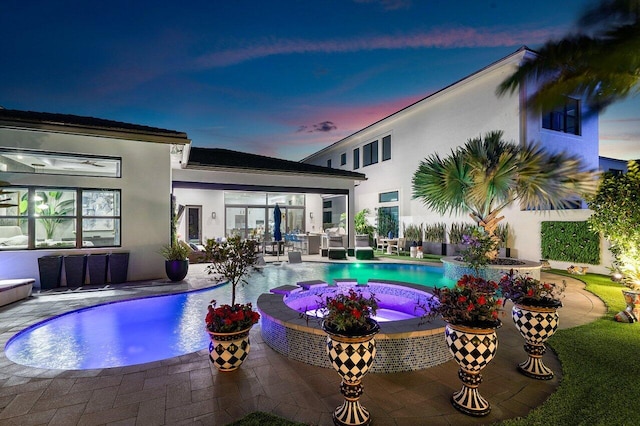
[
  {"left": 165, "top": 259, "right": 189, "bottom": 282},
  {"left": 512, "top": 301, "right": 561, "bottom": 380},
  {"left": 206, "top": 326, "right": 252, "bottom": 372},
  {"left": 614, "top": 290, "right": 640, "bottom": 323},
  {"left": 445, "top": 321, "right": 501, "bottom": 417},
  {"left": 322, "top": 320, "right": 380, "bottom": 426}
]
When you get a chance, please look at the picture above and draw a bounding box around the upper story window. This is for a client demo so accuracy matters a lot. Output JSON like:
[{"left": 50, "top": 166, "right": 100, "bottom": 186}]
[
  {"left": 382, "top": 135, "right": 391, "bottom": 161},
  {"left": 363, "top": 140, "right": 378, "bottom": 167},
  {"left": 0, "top": 187, "right": 121, "bottom": 250},
  {"left": 0, "top": 149, "right": 121, "bottom": 177},
  {"left": 353, "top": 148, "right": 360, "bottom": 170},
  {"left": 379, "top": 191, "right": 398, "bottom": 203},
  {"left": 327, "top": 159, "right": 332, "bottom": 168},
  {"left": 542, "top": 97, "right": 581, "bottom": 135},
  {"left": 340, "top": 153, "right": 346, "bottom": 166}
]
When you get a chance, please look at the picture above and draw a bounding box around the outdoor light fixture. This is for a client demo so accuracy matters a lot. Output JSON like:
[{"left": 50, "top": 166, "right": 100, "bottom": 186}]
[
  {"left": 211, "top": 212, "right": 216, "bottom": 219},
  {"left": 309, "top": 212, "right": 313, "bottom": 219}
]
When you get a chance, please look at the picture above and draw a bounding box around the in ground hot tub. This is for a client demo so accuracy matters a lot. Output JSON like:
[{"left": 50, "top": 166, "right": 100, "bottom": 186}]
[{"left": 257, "top": 280, "right": 451, "bottom": 373}]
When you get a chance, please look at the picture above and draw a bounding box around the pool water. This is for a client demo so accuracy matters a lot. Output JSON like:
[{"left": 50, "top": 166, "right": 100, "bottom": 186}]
[{"left": 5, "top": 262, "right": 453, "bottom": 370}]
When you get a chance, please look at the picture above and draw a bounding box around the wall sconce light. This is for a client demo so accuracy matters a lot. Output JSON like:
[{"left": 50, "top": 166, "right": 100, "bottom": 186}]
[
  {"left": 211, "top": 212, "right": 216, "bottom": 219},
  {"left": 309, "top": 212, "right": 314, "bottom": 219}
]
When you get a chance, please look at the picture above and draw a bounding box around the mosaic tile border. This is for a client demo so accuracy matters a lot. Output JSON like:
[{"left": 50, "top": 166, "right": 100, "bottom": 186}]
[{"left": 257, "top": 280, "right": 452, "bottom": 373}]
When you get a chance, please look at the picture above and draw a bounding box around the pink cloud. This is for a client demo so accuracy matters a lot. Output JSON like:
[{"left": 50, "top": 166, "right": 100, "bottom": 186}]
[{"left": 195, "top": 25, "right": 564, "bottom": 68}]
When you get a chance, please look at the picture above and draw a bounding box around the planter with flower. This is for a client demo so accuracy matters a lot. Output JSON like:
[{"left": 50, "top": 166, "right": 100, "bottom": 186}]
[
  {"left": 204, "top": 236, "right": 259, "bottom": 371},
  {"left": 499, "top": 269, "right": 565, "bottom": 380},
  {"left": 321, "top": 288, "right": 379, "bottom": 426},
  {"left": 429, "top": 274, "right": 503, "bottom": 417},
  {"left": 205, "top": 300, "right": 260, "bottom": 371}
]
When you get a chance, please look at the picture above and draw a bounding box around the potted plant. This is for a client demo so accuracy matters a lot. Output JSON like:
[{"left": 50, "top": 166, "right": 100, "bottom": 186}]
[
  {"left": 423, "top": 222, "right": 446, "bottom": 255},
  {"left": 321, "top": 288, "right": 379, "bottom": 426},
  {"left": 403, "top": 222, "right": 423, "bottom": 255},
  {"left": 160, "top": 240, "right": 191, "bottom": 282},
  {"left": 204, "top": 236, "right": 259, "bottom": 371},
  {"left": 499, "top": 269, "right": 565, "bottom": 380},
  {"left": 427, "top": 275, "right": 503, "bottom": 416}
]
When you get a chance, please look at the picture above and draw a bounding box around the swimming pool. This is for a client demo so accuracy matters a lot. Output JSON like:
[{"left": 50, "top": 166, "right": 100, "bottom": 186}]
[{"left": 5, "top": 262, "right": 454, "bottom": 370}]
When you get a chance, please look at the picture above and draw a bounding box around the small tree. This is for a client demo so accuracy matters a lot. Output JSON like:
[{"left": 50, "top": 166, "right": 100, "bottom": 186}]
[
  {"left": 204, "top": 236, "right": 258, "bottom": 305},
  {"left": 412, "top": 130, "right": 598, "bottom": 260},
  {"left": 354, "top": 208, "right": 376, "bottom": 238},
  {"left": 588, "top": 160, "right": 640, "bottom": 289}
]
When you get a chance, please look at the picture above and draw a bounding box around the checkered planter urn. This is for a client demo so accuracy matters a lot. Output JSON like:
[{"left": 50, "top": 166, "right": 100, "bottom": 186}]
[
  {"left": 207, "top": 327, "right": 252, "bottom": 372},
  {"left": 512, "top": 302, "right": 561, "bottom": 380},
  {"left": 445, "top": 321, "right": 501, "bottom": 417},
  {"left": 323, "top": 320, "right": 380, "bottom": 426}
]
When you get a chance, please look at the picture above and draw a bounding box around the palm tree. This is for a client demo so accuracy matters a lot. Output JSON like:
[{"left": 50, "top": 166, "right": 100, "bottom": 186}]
[
  {"left": 411, "top": 130, "right": 598, "bottom": 259},
  {"left": 497, "top": 0, "right": 640, "bottom": 113}
]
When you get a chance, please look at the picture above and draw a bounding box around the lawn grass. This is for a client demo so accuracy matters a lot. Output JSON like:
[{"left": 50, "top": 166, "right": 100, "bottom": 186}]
[
  {"left": 232, "top": 270, "right": 640, "bottom": 425},
  {"left": 501, "top": 270, "right": 640, "bottom": 425},
  {"left": 374, "top": 250, "right": 443, "bottom": 263}
]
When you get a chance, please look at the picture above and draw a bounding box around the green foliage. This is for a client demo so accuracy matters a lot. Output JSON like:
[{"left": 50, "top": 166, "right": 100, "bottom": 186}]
[
  {"left": 23, "top": 190, "right": 76, "bottom": 239},
  {"left": 423, "top": 222, "right": 447, "bottom": 242},
  {"left": 541, "top": 221, "right": 600, "bottom": 264},
  {"left": 459, "top": 228, "right": 498, "bottom": 273},
  {"left": 204, "top": 236, "right": 258, "bottom": 305},
  {"left": 502, "top": 271, "right": 640, "bottom": 426},
  {"left": 588, "top": 160, "right": 640, "bottom": 288},
  {"left": 494, "top": 223, "right": 510, "bottom": 248},
  {"left": 403, "top": 222, "right": 423, "bottom": 243},
  {"left": 412, "top": 130, "right": 597, "bottom": 258},
  {"left": 497, "top": 0, "right": 640, "bottom": 114},
  {"left": 354, "top": 208, "right": 375, "bottom": 237},
  {"left": 377, "top": 208, "right": 398, "bottom": 238},
  {"left": 448, "top": 222, "right": 477, "bottom": 244},
  {"left": 159, "top": 240, "right": 191, "bottom": 261}
]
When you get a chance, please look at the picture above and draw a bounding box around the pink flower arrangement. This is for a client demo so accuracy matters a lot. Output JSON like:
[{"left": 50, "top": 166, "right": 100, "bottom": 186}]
[{"left": 205, "top": 300, "right": 260, "bottom": 334}]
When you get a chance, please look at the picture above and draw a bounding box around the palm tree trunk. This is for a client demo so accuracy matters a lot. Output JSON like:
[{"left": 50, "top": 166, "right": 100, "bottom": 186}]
[{"left": 470, "top": 211, "right": 504, "bottom": 260}]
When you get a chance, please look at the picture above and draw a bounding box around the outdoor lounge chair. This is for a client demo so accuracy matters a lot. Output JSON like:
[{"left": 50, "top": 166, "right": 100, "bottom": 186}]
[
  {"left": 327, "top": 236, "right": 347, "bottom": 260},
  {"left": 354, "top": 235, "right": 374, "bottom": 260}
]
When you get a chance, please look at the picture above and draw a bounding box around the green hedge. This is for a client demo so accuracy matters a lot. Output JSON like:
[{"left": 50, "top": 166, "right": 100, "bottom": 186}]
[{"left": 540, "top": 221, "right": 600, "bottom": 264}]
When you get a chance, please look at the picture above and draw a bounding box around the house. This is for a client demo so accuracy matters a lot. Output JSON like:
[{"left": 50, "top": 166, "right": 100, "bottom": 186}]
[
  {"left": 300, "top": 47, "right": 613, "bottom": 274},
  {"left": 0, "top": 109, "right": 190, "bottom": 286}
]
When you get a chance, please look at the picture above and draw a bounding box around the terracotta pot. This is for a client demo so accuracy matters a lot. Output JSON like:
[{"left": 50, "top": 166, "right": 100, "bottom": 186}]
[
  {"left": 323, "top": 320, "right": 380, "bottom": 426},
  {"left": 445, "top": 321, "right": 501, "bottom": 417},
  {"left": 512, "top": 302, "right": 561, "bottom": 380},
  {"left": 206, "top": 326, "right": 252, "bottom": 372}
]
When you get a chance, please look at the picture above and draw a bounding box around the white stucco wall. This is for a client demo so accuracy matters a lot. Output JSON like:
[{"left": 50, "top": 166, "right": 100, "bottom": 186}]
[
  {"left": 303, "top": 49, "right": 609, "bottom": 273},
  {"left": 1, "top": 128, "right": 173, "bottom": 285}
]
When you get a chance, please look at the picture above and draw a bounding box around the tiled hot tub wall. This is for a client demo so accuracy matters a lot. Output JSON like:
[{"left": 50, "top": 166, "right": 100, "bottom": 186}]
[{"left": 257, "top": 281, "right": 451, "bottom": 373}]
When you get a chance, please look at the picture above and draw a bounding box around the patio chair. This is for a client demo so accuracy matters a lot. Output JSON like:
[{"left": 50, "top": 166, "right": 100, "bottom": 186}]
[
  {"left": 327, "top": 236, "right": 347, "bottom": 260},
  {"left": 354, "top": 235, "right": 374, "bottom": 260},
  {"left": 389, "top": 237, "right": 405, "bottom": 256}
]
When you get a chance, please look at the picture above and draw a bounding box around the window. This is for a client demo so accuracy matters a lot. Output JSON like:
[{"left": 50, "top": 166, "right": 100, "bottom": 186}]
[
  {"left": 0, "top": 149, "right": 121, "bottom": 177},
  {"left": 323, "top": 200, "right": 332, "bottom": 209},
  {"left": 363, "top": 140, "right": 378, "bottom": 167},
  {"left": 542, "top": 98, "right": 581, "bottom": 135},
  {"left": 0, "top": 187, "right": 121, "bottom": 250},
  {"left": 379, "top": 191, "right": 399, "bottom": 203},
  {"left": 340, "top": 153, "right": 346, "bottom": 166},
  {"left": 353, "top": 148, "right": 360, "bottom": 170},
  {"left": 327, "top": 159, "right": 332, "bottom": 168},
  {"left": 382, "top": 135, "right": 391, "bottom": 161}
]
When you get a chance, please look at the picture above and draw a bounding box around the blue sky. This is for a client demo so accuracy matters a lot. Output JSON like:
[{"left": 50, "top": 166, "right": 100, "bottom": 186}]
[{"left": 1, "top": 0, "right": 638, "bottom": 161}]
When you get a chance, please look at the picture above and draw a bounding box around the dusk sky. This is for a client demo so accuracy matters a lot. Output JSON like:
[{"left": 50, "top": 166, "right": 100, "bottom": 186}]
[{"left": 2, "top": 0, "right": 638, "bottom": 161}]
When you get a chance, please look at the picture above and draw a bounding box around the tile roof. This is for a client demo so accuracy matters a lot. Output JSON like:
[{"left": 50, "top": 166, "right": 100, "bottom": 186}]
[
  {"left": 187, "top": 147, "right": 366, "bottom": 179},
  {"left": 0, "top": 108, "right": 189, "bottom": 144}
]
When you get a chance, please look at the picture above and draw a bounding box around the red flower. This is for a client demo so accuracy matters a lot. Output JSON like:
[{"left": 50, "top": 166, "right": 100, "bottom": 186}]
[{"left": 477, "top": 295, "right": 486, "bottom": 305}]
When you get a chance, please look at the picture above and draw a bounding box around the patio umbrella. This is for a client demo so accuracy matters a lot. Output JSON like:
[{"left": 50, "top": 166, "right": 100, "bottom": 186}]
[{"left": 274, "top": 204, "right": 282, "bottom": 260}]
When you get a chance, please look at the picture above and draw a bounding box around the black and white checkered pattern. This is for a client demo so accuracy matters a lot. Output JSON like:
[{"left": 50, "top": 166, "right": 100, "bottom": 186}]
[
  {"left": 326, "top": 337, "right": 376, "bottom": 381},
  {"left": 445, "top": 325, "right": 498, "bottom": 372},
  {"left": 209, "top": 336, "right": 251, "bottom": 371},
  {"left": 512, "top": 305, "right": 559, "bottom": 344}
]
